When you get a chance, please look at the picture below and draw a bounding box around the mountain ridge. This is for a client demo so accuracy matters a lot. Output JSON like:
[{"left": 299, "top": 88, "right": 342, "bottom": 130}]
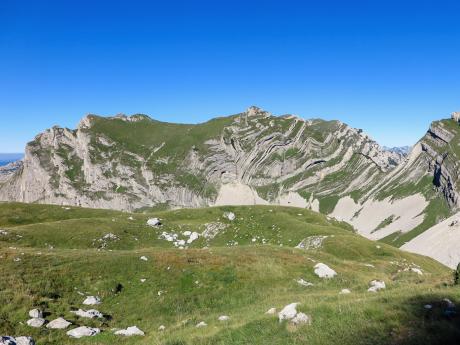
[{"left": 1, "top": 106, "right": 460, "bottom": 266}]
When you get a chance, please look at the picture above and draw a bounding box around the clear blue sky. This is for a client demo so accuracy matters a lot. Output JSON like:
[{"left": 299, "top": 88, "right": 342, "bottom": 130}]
[{"left": 1, "top": 0, "right": 460, "bottom": 152}]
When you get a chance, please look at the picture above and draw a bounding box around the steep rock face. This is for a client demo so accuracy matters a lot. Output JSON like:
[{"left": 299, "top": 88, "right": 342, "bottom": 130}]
[
  {"left": 332, "top": 116, "right": 460, "bottom": 247},
  {"left": 0, "top": 107, "right": 404, "bottom": 213}
]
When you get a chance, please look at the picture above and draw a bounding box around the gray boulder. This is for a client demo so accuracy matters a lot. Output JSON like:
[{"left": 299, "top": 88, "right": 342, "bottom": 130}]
[
  {"left": 26, "top": 318, "right": 45, "bottom": 328},
  {"left": 66, "top": 326, "right": 101, "bottom": 338},
  {"left": 46, "top": 317, "right": 72, "bottom": 329},
  {"left": 82, "top": 296, "right": 101, "bottom": 305},
  {"left": 71, "top": 308, "right": 103, "bottom": 319},
  {"left": 28, "top": 309, "right": 42, "bottom": 318}
]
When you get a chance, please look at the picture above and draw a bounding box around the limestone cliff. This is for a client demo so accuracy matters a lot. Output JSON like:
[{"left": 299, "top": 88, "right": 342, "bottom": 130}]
[{"left": 0, "top": 107, "right": 404, "bottom": 213}]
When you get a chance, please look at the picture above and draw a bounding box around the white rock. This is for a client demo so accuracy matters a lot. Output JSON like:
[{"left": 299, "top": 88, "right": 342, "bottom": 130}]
[
  {"left": 424, "top": 304, "right": 433, "bottom": 309},
  {"left": 83, "top": 296, "right": 101, "bottom": 305},
  {"left": 223, "top": 212, "right": 236, "bottom": 221},
  {"left": 67, "top": 326, "right": 101, "bottom": 338},
  {"left": 140, "top": 279, "right": 146, "bottom": 283},
  {"left": 296, "top": 278, "right": 314, "bottom": 287},
  {"left": 158, "top": 325, "right": 166, "bottom": 331},
  {"left": 114, "top": 326, "right": 145, "bottom": 336},
  {"left": 128, "top": 216, "right": 134, "bottom": 220},
  {"left": 314, "top": 263, "right": 337, "bottom": 278},
  {"left": 196, "top": 321, "right": 207, "bottom": 328},
  {"left": 147, "top": 218, "right": 161, "bottom": 227},
  {"left": 368, "top": 280, "right": 386, "bottom": 292},
  {"left": 410, "top": 267, "right": 423, "bottom": 275},
  {"left": 340, "top": 288, "right": 351, "bottom": 294},
  {"left": 0, "top": 230, "right": 8, "bottom": 235},
  {"left": 278, "top": 303, "right": 299, "bottom": 322},
  {"left": 291, "top": 312, "right": 311, "bottom": 325},
  {"left": 102, "top": 233, "right": 118, "bottom": 240},
  {"left": 71, "top": 308, "right": 103, "bottom": 318},
  {"left": 26, "top": 318, "right": 45, "bottom": 328},
  {"left": 296, "top": 236, "right": 328, "bottom": 250},
  {"left": 183, "top": 231, "right": 191, "bottom": 236},
  {"left": 15, "top": 337, "right": 35, "bottom": 345},
  {"left": 28, "top": 309, "right": 42, "bottom": 318},
  {"left": 202, "top": 222, "right": 228, "bottom": 239},
  {"left": 46, "top": 317, "right": 72, "bottom": 329},
  {"left": 140, "top": 256, "right": 148, "bottom": 261},
  {"left": 187, "top": 232, "right": 199, "bottom": 244},
  {"left": 218, "top": 315, "right": 230, "bottom": 321},
  {"left": 265, "top": 307, "right": 276, "bottom": 315}
]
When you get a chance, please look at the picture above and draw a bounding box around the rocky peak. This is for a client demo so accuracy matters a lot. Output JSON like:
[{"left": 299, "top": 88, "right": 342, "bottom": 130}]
[
  {"left": 78, "top": 115, "right": 94, "bottom": 130},
  {"left": 246, "top": 106, "right": 270, "bottom": 117}
]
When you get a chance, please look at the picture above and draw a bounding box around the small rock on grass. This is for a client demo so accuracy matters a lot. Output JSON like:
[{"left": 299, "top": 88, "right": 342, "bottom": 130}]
[
  {"left": 147, "top": 218, "right": 161, "bottom": 227},
  {"left": 83, "top": 296, "right": 101, "bottom": 305},
  {"left": 278, "top": 303, "right": 299, "bottom": 322},
  {"left": 71, "top": 309, "right": 103, "bottom": 318},
  {"left": 291, "top": 312, "right": 311, "bottom": 325},
  {"left": 114, "top": 326, "right": 145, "bottom": 336},
  {"left": 296, "top": 278, "right": 314, "bottom": 287},
  {"left": 368, "top": 280, "right": 386, "bottom": 292},
  {"left": 278, "top": 303, "right": 312, "bottom": 326},
  {"left": 314, "top": 263, "right": 337, "bottom": 278},
  {"left": 223, "top": 212, "right": 236, "bottom": 221},
  {"left": 265, "top": 307, "right": 276, "bottom": 315},
  {"left": 66, "top": 326, "right": 100, "bottom": 338},
  {"left": 26, "top": 318, "right": 45, "bottom": 328},
  {"left": 28, "top": 309, "right": 42, "bottom": 318},
  {"left": 46, "top": 317, "right": 71, "bottom": 329}
]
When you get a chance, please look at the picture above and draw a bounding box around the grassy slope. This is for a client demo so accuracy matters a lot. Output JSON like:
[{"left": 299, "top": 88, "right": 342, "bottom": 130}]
[{"left": 1, "top": 203, "right": 460, "bottom": 345}]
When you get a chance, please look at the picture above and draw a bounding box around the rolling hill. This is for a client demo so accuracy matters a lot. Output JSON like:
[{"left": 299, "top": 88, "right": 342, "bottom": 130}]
[{"left": 1, "top": 202, "right": 459, "bottom": 345}]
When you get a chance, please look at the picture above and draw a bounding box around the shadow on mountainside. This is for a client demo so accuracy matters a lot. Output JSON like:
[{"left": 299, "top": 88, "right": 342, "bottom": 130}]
[
  {"left": 386, "top": 294, "right": 460, "bottom": 345},
  {"left": 161, "top": 294, "right": 460, "bottom": 345}
]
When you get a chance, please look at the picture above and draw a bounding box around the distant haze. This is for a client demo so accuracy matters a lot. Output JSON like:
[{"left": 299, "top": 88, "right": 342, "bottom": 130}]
[{"left": 0, "top": 153, "right": 24, "bottom": 167}]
